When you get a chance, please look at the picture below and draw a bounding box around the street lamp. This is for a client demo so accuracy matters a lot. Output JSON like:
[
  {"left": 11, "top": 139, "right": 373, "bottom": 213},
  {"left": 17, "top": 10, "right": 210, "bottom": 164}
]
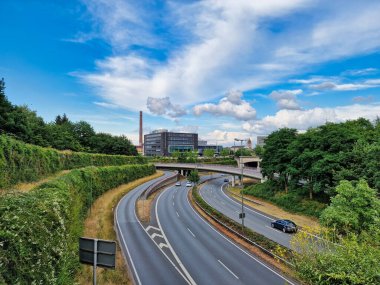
[{"left": 234, "top": 138, "right": 246, "bottom": 231}]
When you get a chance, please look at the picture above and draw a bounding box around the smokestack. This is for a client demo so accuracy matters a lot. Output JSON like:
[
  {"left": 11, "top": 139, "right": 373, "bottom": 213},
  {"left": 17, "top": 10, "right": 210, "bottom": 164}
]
[{"left": 139, "top": 111, "right": 143, "bottom": 147}]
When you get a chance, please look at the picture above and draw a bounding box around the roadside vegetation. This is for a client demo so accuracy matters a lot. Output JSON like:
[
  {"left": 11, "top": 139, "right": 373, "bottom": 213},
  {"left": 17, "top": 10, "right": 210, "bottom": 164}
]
[
  {"left": 0, "top": 164, "right": 155, "bottom": 284},
  {"left": 0, "top": 78, "right": 136, "bottom": 155},
  {"left": 0, "top": 134, "right": 146, "bottom": 190},
  {"left": 244, "top": 118, "right": 380, "bottom": 284},
  {"left": 76, "top": 171, "right": 163, "bottom": 285}
]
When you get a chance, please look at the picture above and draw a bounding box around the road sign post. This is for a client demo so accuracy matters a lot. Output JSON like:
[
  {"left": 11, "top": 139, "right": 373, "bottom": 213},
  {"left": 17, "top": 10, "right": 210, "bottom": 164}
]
[{"left": 79, "top": 237, "right": 116, "bottom": 285}]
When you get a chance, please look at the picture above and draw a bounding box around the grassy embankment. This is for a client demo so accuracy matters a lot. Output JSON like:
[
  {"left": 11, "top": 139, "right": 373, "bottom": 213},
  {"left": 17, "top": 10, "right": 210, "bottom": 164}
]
[{"left": 76, "top": 171, "right": 164, "bottom": 285}]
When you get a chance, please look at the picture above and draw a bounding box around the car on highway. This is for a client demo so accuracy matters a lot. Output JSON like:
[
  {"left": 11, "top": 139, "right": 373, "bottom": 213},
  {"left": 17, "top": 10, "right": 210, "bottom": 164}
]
[
  {"left": 223, "top": 178, "right": 229, "bottom": 182},
  {"left": 186, "top": 181, "right": 193, "bottom": 187},
  {"left": 175, "top": 181, "right": 181, "bottom": 186},
  {"left": 271, "top": 219, "right": 298, "bottom": 233}
]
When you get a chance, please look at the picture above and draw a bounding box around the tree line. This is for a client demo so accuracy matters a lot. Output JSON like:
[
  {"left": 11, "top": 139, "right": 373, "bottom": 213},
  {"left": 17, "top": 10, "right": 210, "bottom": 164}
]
[
  {"left": 0, "top": 78, "right": 137, "bottom": 155},
  {"left": 260, "top": 118, "right": 380, "bottom": 200}
]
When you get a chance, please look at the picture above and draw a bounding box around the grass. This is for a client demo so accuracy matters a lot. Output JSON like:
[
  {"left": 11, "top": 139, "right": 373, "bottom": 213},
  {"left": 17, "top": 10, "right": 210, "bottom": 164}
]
[
  {"left": 229, "top": 187, "right": 321, "bottom": 229},
  {"left": 75, "top": 171, "right": 164, "bottom": 285},
  {"left": 243, "top": 182, "right": 327, "bottom": 218}
]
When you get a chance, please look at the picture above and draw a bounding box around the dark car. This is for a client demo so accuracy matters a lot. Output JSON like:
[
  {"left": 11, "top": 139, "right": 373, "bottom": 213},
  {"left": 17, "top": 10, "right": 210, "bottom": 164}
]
[
  {"left": 271, "top": 219, "right": 298, "bottom": 233},
  {"left": 224, "top": 178, "right": 229, "bottom": 182}
]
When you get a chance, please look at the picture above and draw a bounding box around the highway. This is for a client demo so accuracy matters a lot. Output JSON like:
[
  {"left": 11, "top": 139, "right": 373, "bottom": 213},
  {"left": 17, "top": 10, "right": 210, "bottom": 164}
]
[
  {"left": 155, "top": 180, "right": 296, "bottom": 284},
  {"left": 199, "top": 176, "right": 293, "bottom": 248},
  {"left": 115, "top": 172, "right": 190, "bottom": 285}
]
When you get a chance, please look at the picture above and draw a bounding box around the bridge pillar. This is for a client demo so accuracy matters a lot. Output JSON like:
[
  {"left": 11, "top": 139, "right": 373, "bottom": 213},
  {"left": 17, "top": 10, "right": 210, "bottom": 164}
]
[
  {"left": 231, "top": 176, "right": 235, "bottom": 187},
  {"left": 180, "top": 169, "right": 184, "bottom": 176}
]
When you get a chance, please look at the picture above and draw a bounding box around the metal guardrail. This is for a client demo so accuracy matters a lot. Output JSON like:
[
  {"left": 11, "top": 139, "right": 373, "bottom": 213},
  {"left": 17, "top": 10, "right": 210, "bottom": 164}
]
[
  {"left": 139, "top": 173, "right": 178, "bottom": 200},
  {"left": 192, "top": 186, "right": 294, "bottom": 267}
]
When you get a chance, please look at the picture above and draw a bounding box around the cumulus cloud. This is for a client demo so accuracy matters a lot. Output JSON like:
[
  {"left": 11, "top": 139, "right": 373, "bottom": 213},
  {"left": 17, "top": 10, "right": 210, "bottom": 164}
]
[
  {"left": 204, "top": 130, "right": 250, "bottom": 145},
  {"left": 193, "top": 90, "right": 256, "bottom": 121},
  {"left": 242, "top": 103, "right": 380, "bottom": 134},
  {"left": 269, "top": 89, "right": 302, "bottom": 110},
  {"left": 147, "top": 97, "right": 187, "bottom": 118}
]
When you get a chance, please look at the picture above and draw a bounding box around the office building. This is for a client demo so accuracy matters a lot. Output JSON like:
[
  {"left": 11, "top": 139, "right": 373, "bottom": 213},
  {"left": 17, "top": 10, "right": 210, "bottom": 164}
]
[
  {"left": 257, "top": 135, "right": 268, "bottom": 147},
  {"left": 144, "top": 130, "right": 198, "bottom": 156}
]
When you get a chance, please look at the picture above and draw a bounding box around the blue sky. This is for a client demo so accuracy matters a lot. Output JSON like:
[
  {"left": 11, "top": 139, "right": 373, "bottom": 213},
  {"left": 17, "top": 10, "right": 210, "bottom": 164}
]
[{"left": 1, "top": 0, "right": 380, "bottom": 146}]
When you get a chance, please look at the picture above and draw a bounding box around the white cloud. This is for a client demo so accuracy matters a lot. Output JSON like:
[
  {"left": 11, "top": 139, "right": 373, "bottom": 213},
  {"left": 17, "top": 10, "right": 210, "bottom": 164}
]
[
  {"left": 193, "top": 90, "right": 256, "bottom": 120},
  {"left": 352, "top": 96, "right": 374, "bottom": 103},
  {"left": 310, "top": 82, "right": 375, "bottom": 91},
  {"left": 170, "top": 125, "right": 199, "bottom": 133},
  {"left": 147, "top": 97, "right": 187, "bottom": 118},
  {"left": 242, "top": 103, "right": 380, "bottom": 134},
  {"left": 343, "top": 68, "right": 378, "bottom": 76},
  {"left": 269, "top": 89, "right": 302, "bottom": 110},
  {"left": 204, "top": 130, "right": 250, "bottom": 146},
  {"left": 75, "top": 0, "right": 380, "bottom": 114},
  {"left": 94, "top": 101, "right": 119, "bottom": 109}
]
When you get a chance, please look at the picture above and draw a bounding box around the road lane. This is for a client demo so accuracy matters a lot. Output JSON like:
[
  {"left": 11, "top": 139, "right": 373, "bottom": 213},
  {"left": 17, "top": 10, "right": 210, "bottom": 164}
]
[
  {"left": 199, "top": 177, "right": 293, "bottom": 248},
  {"left": 115, "top": 173, "right": 188, "bottom": 285},
  {"left": 156, "top": 183, "right": 296, "bottom": 285}
]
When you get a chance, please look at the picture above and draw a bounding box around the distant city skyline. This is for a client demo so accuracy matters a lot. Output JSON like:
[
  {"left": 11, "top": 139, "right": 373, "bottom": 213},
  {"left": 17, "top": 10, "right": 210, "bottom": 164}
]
[{"left": 1, "top": 1, "right": 380, "bottom": 146}]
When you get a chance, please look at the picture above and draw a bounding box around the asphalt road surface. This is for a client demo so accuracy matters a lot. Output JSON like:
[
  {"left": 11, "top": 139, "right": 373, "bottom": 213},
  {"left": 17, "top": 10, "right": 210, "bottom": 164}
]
[
  {"left": 199, "top": 176, "right": 293, "bottom": 249},
  {"left": 155, "top": 181, "right": 296, "bottom": 285},
  {"left": 115, "top": 172, "right": 190, "bottom": 285}
]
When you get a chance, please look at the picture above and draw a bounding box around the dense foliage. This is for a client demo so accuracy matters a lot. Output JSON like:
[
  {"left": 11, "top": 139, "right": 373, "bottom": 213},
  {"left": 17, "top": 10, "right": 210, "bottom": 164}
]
[
  {"left": 0, "top": 134, "right": 146, "bottom": 189},
  {"left": 320, "top": 180, "right": 380, "bottom": 235},
  {"left": 0, "top": 78, "right": 137, "bottom": 155},
  {"left": 260, "top": 118, "right": 380, "bottom": 199},
  {"left": 188, "top": 169, "right": 200, "bottom": 184},
  {"left": 292, "top": 180, "right": 380, "bottom": 284},
  {"left": 0, "top": 164, "right": 156, "bottom": 284}
]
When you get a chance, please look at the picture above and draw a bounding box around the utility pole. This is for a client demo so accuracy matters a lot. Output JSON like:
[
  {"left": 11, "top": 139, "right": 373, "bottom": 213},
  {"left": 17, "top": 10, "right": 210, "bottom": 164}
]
[{"left": 234, "top": 138, "right": 246, "bottom": 231}]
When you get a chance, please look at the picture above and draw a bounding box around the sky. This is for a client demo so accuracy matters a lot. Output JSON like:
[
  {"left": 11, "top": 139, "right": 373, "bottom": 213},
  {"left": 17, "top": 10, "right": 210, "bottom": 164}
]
[{"left": 1, "top": 0, "right": 380, "bottom": 146}]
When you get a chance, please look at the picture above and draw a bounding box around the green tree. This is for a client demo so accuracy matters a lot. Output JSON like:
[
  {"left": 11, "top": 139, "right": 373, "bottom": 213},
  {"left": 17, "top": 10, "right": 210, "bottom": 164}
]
[
  {"left": 220, "top": 148, "right": 230, "bottom": 157},
  {"left": 253, "top": 145, "right": 264, "bottom": 157},
  {"left": 188, "top": 169, "right": 200, "bottom": 184},
  {"left": 261, "top": 128, "right": 297, "bottom": 193},
  {"left": 0, "top": 78, "right": 14, "bottom": 131},
  {"left": 320, "top": 179, "right": 380, "bottom": 235},
  {"left": 203, "top": 148, "right": 215, "bottom": 158},
  {"left": 235, "top": 148, "right": 253, "bottom": 157}
]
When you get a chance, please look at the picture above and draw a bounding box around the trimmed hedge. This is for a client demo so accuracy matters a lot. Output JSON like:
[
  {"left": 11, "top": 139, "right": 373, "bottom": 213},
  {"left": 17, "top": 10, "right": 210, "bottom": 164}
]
[
  {"left": 0, "top": 164, "right": 155, "bottom": 284},
  {"left": 0, "top": 135, "right": 146, "bottom": 189}
]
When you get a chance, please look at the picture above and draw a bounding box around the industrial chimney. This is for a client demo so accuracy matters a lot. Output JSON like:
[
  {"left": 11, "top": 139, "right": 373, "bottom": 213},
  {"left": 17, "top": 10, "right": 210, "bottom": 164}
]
[{"left": 139, "top": 111, "right": 143, "bottom": 148}]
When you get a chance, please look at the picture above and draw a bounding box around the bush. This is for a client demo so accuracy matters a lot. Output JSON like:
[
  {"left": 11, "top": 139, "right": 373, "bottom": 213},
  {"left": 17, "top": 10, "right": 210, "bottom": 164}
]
[
  {"left": 0, "top": 164, "right": 155, "bottom": 284},
  {"left": 243, "top": 181, "right": 326, "bottom": 218},
  {"left": 0, "top": 135, "right": 146, "bottom": 189}
]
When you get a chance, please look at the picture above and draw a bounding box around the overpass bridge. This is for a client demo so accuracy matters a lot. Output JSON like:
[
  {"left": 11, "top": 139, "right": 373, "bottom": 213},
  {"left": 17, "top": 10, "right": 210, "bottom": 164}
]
[{"left": 154, "top": 163, "right": 264, "bottom": 186}]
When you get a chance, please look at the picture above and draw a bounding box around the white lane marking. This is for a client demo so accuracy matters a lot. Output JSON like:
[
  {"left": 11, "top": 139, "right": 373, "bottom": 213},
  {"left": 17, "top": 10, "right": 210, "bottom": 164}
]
[
  {"left": 115, "top": 196, "right": 142, "bottom": 285},
  {"left": 218, "top": 260, "right": 239, "bottom": 279},
  {"left": 220, "top": 184, "right": 274, "bottom": 221},
  {"left": 159, "top": 243, "right": 169, "bottom": 249},
  {"left": 187, "top": 228, "right": 196, "bottom": 238},
  {"left": 157, "top": 187, "right": 197, "bottom": 285},
  {"left": 146, "top": 225, "right": 160, "bottom": 232},
  {"left": 186, "top": 192, "right": 296, "bottom": 285},
  {"left": 173, "top": 202, "right": 175, "bottom": 206},
  {"left": 134, "top": 187, "right": 193, "bottom": 285},
  {"left": 176, "top": 211, "right": 180, "bottom": 218},
  {"left": 151, "top": 233, "right": 164, "bottom": 239}
]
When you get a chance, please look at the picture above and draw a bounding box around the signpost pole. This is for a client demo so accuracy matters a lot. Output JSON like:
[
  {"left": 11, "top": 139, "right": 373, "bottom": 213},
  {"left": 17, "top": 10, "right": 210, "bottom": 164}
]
[{"left": 93, "top": 239, "right": 97, "bottom": 285}]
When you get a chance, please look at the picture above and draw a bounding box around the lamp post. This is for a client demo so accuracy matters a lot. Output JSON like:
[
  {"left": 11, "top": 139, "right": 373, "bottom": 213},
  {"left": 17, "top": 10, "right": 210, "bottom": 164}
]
[{"left": 234, "top": 138, "right": 246, "bottom": 231}]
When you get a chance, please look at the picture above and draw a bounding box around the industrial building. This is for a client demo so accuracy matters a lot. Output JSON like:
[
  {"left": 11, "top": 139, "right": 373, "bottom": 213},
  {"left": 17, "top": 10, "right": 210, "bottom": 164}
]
[{"left": 144, "top": 130, "right": 198, "bottom": 156}]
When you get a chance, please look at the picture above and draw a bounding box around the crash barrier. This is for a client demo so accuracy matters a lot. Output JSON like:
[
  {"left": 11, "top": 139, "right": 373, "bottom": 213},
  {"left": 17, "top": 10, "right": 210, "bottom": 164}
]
[
  {"left": 192, "top": 185, "right": 294, "bottom": 267},
  {"left": 139, "top": 172, "right": 178, "bottom": 200}
]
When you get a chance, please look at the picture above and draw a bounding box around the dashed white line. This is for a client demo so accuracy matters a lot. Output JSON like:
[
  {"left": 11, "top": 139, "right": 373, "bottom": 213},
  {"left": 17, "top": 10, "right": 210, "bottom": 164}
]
[
  {"left": 187, "top": 228, "right": 196, "bottom": 238},
  {"left": 176, "top": 211, "right": 180, "bottom": 217},
  {"left": 173, "top": 201, "right": 175, "bottom": 206},
  {"left": 218, "top": 260, "right": 239, "bottom": 279}
]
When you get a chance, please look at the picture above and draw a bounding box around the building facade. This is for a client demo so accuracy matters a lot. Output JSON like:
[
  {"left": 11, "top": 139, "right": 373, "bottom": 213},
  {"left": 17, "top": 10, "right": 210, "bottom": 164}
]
[
  {"left": 257, "top": 135, "right": 268, "bottom": 147},
  {"left": 144, "top": 130, "right": 198, "bottom": 156}
]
